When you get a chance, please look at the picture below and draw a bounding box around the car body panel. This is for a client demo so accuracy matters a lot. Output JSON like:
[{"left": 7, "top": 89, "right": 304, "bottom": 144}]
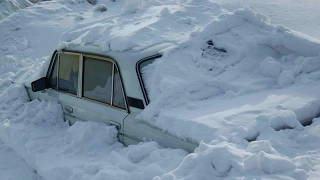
[
  {"left": 72, "top": 97, "right": 128, "bottom": 142},
  {"left": 39, "top": 88, "right": 78, "bottom": 123},
  {"left": 26, "top": 87, "right": 38, "bottom": 100},
  {"left": 123, "top": 114, "right": 198, "bottom": 153}
]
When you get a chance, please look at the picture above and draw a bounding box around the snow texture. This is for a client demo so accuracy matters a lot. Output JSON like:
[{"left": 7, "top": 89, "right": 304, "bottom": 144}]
[{"left": 0, "top": 0, "right": 320, "bottom": 179}]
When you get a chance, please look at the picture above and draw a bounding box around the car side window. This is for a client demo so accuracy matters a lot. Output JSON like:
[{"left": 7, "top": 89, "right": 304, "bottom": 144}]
[
  {"left": 83, "top": 56, "right": 113, "bottom": 104},
  {"left": 58, "top": 53, "right": 79, "bottom": 95},
  {"left": 113, "top": 65, "right": 126, "bottom": 109},
  {"left": 48, "top": 52, "right": 127, "bottom": 111}
]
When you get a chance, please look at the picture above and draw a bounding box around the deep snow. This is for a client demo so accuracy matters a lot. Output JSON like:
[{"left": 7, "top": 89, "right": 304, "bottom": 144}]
[
  {"left": 0, "top": 0, "right": 320, "bottom": 180},
  {"left": 0, "top": 140, "right": 44, "bottom": 180}
]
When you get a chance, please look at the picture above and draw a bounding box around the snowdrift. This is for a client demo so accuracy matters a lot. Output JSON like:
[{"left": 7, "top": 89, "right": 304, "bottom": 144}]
[
  {"left": 59, "top": 0, "right": 320, "bottom": 144},
  {"left": 0, "top": 0, "right": 320, "bottom": 179}
]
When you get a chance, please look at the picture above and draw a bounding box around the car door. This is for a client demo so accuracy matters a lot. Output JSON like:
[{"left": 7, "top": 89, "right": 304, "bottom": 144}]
[
  {"left": 71, "top": 54, "right": 129, "bottom": 141},
  {"left": 39, "top": 52, "right": 80, "bottom": 123}
]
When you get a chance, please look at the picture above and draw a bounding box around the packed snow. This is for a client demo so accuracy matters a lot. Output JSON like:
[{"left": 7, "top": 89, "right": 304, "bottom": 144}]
[
  {"left": 0, "top": 0, "right": 320, "bottom": 180},
  {"left": 0, "top": 140, "right": 44, "bottom": 180}
]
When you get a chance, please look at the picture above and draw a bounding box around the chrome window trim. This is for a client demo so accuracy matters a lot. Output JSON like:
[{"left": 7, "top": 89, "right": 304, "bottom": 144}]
[
  {"left": 82, "top": 54, "right": 114, "bottom": 63},
  {"left": 111, "top": 63, "right": 115, "bottom": 106},
  {"left": 78, "top": 53, "right": 83, "bottom": 98},
  {"left": 56, "top": 53, "right": 59, "bottom": 89},
  {"left": 60, "top": 52, "right": 81, "bottom": 56}
]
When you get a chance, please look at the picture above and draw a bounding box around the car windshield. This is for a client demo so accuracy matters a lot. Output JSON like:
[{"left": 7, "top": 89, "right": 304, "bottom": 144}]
[{"left": 138, "top": 56, "right": 160, "bottom": 103}]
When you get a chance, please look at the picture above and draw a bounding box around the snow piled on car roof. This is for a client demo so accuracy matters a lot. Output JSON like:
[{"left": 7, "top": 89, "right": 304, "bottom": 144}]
[
  {"left": 136, "top": 5, "right": 320, "bottom": 144},
  {"left": 0, "top": 0, "right": 320, "bottom": 179},
  {"left": 59, "top": 0, "right": 225, "bottom": 51}
]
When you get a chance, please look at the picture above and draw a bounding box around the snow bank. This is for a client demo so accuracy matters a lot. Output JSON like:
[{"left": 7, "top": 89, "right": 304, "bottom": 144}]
[
  {"left": 1, "top": 0, "right": 320, "bottom": 179},
  {"left": 136, "top": 6, "right": 320, "bottom": 145},
  {"left": 0, "top": 86, "right": 315, "bottom": 180},
  {"left": 0, "top": 141, "right": 43, "bottom": 180},
  {"left": 65, "top": 121, "right": 118, "bottom": 153},
  {"left": 59, "top": 0, "right": 226, "bottom": 52},
  {"left": 0, "top": 0, "right": 32, "bottom": 20},
  {"left": 1, "top": 82, "right": 316, "bottom": 180},
  {"left": 0, "top": 86, "right": 187, "bottom": 180},
  {"left": 154, "top": 140, "right": 308, "bottom": 180},
  {"left": 260, "top": 57, "right": 282, "bottom": 78}
]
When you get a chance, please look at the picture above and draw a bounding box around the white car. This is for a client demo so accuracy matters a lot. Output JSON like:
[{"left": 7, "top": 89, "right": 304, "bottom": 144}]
[{"left": 28, "top": 43, "right": 197, "bottom": 152}]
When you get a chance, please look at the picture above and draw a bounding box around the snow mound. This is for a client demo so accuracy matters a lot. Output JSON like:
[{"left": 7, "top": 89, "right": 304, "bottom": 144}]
[
  {"left": 0, "top": 84, "right": 64, "bottom": 126},
  {"left": 0, "top": 85, "right": 188, "bottom": 180},
  {"left": 64, "top": 121, "right": 118, "bottom": 153},
  {"left": 155, "top": 141, "right": 308, "bottom": 180},
  {"left": 0, "top": 119, "right": 188, "bottom": 180},
  {"left": 260, "top": 57, "right": 282, "bottom": 78},
  {"left": 59, "top": 0, "right": 225, "bottom": 52},
  {"left": 1, "top": 0, "right": 320, "bottom": 179},
  {"left": 0, "top": 0, "right": 33, "bottom": 20},
  {"left": 137, "top": 5, "right": 320, "bottom": 144}
]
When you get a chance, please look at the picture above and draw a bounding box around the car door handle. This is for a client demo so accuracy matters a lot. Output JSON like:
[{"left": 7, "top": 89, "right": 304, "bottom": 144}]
[{"left": 65, "top": 106, "right": 73, "bottom": 114}]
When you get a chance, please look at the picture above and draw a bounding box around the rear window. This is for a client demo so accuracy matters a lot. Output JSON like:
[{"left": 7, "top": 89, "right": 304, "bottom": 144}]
[{"left": 138, "top": 56, "right": 160, "bottom": 103}]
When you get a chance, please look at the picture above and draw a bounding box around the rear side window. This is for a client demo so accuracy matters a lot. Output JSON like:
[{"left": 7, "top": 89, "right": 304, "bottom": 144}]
[
  {"left": 113, "top": 66, "right": 126, "bottom": 109},
  {"left": 138, "top": 56, "right": 159, "bottom": 103},
  {"left": 82, "top": 55, "right": 126, "bottom": 110},
  {"left": 83, "top": 56, "right": 113, "bottom": 104}
]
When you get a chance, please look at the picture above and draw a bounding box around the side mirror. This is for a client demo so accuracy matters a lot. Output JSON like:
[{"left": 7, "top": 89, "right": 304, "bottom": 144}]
[{"left": 31, "top": 77, "right": 47, "bottom": 92}]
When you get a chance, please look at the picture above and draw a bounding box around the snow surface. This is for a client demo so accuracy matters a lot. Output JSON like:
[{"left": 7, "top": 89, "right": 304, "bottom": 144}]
[
  {"left": 0, "top": 0, "right": 33, "bottom": 20},
  {"left": 0, "top": 140, "right": 44, "bottom": 180},
  {"left": 211, "top": 0, "right": 320, "bottom": 40},
  {"left": 1, "top": 0, "right": 320, "bottom": 179}
]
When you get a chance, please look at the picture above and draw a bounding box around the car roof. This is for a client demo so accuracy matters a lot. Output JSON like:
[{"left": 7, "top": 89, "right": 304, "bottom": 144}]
[{"left": 60, "top": 43, "right": 174, "bottom": 65}]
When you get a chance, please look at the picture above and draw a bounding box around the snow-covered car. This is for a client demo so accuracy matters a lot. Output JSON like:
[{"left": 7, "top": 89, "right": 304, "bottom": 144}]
[{"left": 27, "top": 43, "right": 197, "bottom": 152}]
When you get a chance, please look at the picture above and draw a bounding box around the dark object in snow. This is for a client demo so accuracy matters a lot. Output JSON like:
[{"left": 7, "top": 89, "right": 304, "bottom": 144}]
[
  {"left": 96, "top": 5, "right": 107, "bottom": 12},
  {"left": 206, "top": 40, "right": 227, "bottom": 53},
  {"left": 87, "top": 0, "right": 97, "bottom": 5},
  {"left": 201, "top": 40, "right": 227, "bottom": 60}
]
